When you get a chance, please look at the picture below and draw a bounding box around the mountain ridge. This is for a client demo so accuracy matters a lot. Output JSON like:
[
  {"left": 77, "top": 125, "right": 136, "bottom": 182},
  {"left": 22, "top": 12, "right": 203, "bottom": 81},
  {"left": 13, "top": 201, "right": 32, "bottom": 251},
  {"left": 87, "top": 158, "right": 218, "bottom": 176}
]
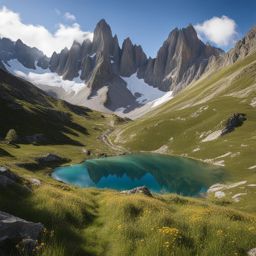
[{"left": 1, "top": 20, "right": 255, "bottom": 118}]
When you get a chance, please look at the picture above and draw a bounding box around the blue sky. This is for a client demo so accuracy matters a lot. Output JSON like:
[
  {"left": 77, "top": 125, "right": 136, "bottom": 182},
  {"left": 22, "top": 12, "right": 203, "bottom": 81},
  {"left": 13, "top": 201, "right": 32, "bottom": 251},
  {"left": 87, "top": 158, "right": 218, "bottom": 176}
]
[{"left": 0, "top": 0, "right": 255, "bottom": 57}]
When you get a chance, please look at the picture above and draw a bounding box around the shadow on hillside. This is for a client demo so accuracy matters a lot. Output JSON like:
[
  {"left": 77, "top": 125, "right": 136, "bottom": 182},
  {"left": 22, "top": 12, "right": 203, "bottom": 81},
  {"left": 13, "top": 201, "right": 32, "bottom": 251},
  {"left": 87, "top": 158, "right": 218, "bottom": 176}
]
[
  {"left": 0, "top": 184, "right": 98, "bottom": 256},
  {"left": 0, "top": 102, "right": 89, "bottom": 146},
  {"left": 0, "top": 147, "right": 13, "bottom": 157}
]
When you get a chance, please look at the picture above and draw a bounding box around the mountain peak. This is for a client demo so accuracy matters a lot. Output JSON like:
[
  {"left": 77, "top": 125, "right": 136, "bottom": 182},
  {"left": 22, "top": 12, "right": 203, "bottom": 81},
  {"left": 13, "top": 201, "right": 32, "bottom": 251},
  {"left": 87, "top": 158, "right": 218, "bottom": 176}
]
[
  {"left": 96, "top": 19, "right": 108, "bottom": 27},
  {"left": 94, "top": 19, "right": 112, "bottom": 34},
  {"left": 122, "top": 37, "right": 133, "bottom": 47},
  {"left": 183, "top": 24, "right": 197, "bottom": 34},
  {"left": 92, "top": 19, "right": 113, "bottom": 54}
]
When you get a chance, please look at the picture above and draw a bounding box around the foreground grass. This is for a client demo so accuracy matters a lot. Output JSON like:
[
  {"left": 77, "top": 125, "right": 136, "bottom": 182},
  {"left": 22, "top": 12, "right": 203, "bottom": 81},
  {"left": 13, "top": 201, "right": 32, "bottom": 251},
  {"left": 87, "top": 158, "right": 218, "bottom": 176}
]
[
  {"left": 0, "top": 122, "right": 255, "bottom": 255},
  {"left": 0, "top": 177, "right": 256, "bottom": 256}
]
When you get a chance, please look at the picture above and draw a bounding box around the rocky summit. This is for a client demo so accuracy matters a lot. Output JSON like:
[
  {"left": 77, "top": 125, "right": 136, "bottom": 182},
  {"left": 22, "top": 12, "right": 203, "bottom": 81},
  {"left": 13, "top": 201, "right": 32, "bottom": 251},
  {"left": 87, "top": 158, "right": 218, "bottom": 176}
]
[{"left": 0, "top": 20, "right": 223, "bottom": 117}]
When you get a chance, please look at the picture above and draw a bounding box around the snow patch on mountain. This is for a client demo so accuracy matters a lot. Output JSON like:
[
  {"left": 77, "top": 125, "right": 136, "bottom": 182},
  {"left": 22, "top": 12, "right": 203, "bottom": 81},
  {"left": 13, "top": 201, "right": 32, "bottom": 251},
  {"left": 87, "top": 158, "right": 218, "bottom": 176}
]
[
  {"left": 3, "top": 59, "right": 86, "bottom": 94},
  {"left": 151, "top": 91, "right": 173, "bottom": 108},
  {"left": 121, "top": 74, "right": 167, "bottom": 104}
]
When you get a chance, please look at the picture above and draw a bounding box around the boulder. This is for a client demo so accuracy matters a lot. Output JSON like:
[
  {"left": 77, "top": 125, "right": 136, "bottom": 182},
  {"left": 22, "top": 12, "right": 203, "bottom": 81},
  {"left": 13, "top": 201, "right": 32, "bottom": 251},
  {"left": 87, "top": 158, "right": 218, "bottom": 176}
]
[
  {"left": 248, "top": 248, "right": 256, "bottom": 256},
  {"left": 35, "top": 153, "right": 69, "bottom": 166},
  {"left": 121, "top": 186, "right": 153, "bottom": 197},
  {"left": 82, "top": 148, "right": 91, "bottom": 156},
  {"left": 0, "top": 167, "right": 21, "bottom": 188},
  {"left": 0, "top": 211, "right": 44, "bottom": 255},
  {"left": 221, "top": 113, "right": 247, "bottom": 135},
  {"left": 29, "top": 178, "right": 41, "bottom": 186}
]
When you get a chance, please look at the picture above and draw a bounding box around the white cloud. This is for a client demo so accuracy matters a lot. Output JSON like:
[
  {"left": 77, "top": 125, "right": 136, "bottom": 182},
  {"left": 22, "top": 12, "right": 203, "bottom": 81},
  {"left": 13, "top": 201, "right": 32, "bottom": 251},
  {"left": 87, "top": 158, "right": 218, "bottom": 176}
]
[
  {"left": 64, "top": 12, "right": 76, "bottom": 22},
  {"left": 0, "top": 6, "right": 93, "bottom": 56},
  {"left": 195, "top": 16, "right": 237, "bottom": 47}
]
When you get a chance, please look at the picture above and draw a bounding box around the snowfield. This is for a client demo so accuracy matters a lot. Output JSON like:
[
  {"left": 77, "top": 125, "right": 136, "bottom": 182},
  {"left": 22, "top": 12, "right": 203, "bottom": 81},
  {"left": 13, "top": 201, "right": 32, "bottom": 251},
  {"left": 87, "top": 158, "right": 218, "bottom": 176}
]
[
  {"left": 4, "top": 59, "right": 86, "bottom": 94},
  {"left": 122, "top": 74, "right": 173, "bottom": 107}
]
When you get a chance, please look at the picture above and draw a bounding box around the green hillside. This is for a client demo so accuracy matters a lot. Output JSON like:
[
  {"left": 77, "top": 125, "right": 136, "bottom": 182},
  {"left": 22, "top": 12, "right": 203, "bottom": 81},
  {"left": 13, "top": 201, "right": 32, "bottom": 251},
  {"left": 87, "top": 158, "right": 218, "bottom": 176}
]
[
  {"left": 113, "top": 51, "right": 256, "bottom": 213},
  {"left": 1, "top": 54, "right": 256, "bottom": 255}
]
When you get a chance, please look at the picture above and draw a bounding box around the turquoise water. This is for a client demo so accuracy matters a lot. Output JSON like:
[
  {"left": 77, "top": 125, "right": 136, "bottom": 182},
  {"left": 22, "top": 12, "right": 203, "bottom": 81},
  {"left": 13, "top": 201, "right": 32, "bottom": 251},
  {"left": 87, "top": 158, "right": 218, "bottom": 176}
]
[{"left": 52, "top": 153, "right": 225, "bottom": 196}]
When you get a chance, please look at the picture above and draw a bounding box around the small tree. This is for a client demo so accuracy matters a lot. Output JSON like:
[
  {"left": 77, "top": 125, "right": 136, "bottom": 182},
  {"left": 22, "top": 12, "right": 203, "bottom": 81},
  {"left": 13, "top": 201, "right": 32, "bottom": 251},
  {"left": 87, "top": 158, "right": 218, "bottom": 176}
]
[{"left": 5, "top": 129, "right": 18, "bottom": 144}]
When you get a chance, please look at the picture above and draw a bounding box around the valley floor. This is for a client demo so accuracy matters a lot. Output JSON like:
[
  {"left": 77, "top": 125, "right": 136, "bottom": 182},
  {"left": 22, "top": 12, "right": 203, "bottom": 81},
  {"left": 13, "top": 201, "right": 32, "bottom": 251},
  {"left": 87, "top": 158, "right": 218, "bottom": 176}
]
[
  {"left": 0, "top": 119, "right": 256, "bottom": 255},
  {"left": 1, "top": 52, "right": 256, "bottom": 255}
]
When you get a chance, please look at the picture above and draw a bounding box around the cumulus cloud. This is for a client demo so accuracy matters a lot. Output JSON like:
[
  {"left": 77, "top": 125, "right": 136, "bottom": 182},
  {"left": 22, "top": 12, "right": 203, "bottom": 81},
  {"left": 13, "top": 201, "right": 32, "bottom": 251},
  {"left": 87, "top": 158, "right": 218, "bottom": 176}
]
[
  {"left": 0, "top": 6, "right": 93, "bottom": 56},
  {"left": 64, "top": 12, "right": 76, "bottom": 21},
  {"left": 195, "top": 16, "right": 237, "bottom": 47}
]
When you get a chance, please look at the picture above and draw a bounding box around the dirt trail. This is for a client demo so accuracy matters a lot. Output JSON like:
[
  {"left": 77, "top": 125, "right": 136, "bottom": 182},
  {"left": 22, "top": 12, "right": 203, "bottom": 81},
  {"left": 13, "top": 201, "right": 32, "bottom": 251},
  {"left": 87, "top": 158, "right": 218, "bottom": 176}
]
[{"left": 99, "top": 128, "right": 127, "bottom": 154}]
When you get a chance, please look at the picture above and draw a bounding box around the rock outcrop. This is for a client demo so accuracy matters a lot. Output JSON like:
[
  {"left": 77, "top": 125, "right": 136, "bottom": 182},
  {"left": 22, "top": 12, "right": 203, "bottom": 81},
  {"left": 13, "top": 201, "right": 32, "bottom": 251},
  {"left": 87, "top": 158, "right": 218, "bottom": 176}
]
[
  {"left": 206, "top": 26, "right": 256, "bottom": 72},
  {"left": 138, "top": 25, "right": 222, "bottom": 92},
  {"left": 35, "top": 153, "right": 69, "bottom": 166},
  {"left": 0, "top": 166, "right": 21, "bottom": 188},
  {"left": 0, "top": 38, "right": 46, "bottom": 69},
  {"left": 119, "top": 38, "right": 147, "bottom": 77},
  {"left": 222, "top": 26, "right": 256, "bottom": 66},
  {"left": 121, "top": 186, "right": 153, "bottom": 197},
  {"left": 0, "top": 211, "right": 44, "bottom": 255},
  {"left": 248, "top": 248, "right": 256, "bottom": 256},
  {"left": 221, "top": 113, "right": 247, "bottom": 135}
]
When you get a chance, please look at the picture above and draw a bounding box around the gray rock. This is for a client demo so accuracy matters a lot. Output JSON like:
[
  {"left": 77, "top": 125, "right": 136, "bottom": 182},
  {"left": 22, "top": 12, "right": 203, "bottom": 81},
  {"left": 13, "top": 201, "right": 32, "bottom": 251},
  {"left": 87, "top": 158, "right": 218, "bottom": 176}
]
[
  {"left": 49, "top": 51, "right": 60, "bottom": 72},
  {"left": 223, "top": 26, "right": 256, "bottom": 66},
  {"left": 119, "top": 38, "right": 147, "bottom": 77},
  {"left": 221, "top": 113, "right": 247, "bottom": 135},
  {"left": 206, "top": 26, "right": 256, "bottom": 74},
  {"left": 29, "top": 178, "right": 41, "bottom": 186},
  {"left": 121, "top": 186, "right": 153, "bottom": 197},
  {"left": 35, "top": 153, "right": 69, "bottom": 165},
  {"left": 92, "top": 19, "right": 114, "bottom": 56},
  {"left": 55, "top": 47, "right": 69, "bottom": 74},
  {"left": 14, "top": 39, "right": 44, "bottom": 69},
  {"left": 139, "top": 25, "right": 222, "bottom": 92},
  {"left": 119, "top": 38, "right": 137, "bottom": 76},
  {"left": 37, "top": 55, "right": 49, "bottom": 69},
  {"left": 0, "top": 37, "right": 47, "bottom": 70},
  {"left": 80, "top": 55, "right": 94, "bottom": 81},
  {"left": 87, "top": 53, "right": 114, "bottom": 93},
  {"left": 62, "top": 41, "right": 82, "bottom": 80},
  {"left": 0, "top": 167, "right": 21, "bottom": 188},
  {"left": 0, "top": 211, "right": 43, "bottom": 255},
  {"left": 248, "top": 248, "right": 256, "bottom": 256}
]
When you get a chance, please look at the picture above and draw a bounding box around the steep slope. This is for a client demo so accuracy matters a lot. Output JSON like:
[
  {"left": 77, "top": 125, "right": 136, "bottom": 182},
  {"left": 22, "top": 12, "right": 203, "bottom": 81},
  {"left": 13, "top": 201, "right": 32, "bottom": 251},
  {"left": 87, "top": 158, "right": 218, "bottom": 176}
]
[
  {"left": 0, "top": 38, "right": 48, "bottom": 69},
  {"left": 0, "top": 68, "right": 108, "bottom": 145},
  {"left": 0, "top": 20, "right": 222, "bottom": 117},
  {"left": 207, "top": 26, "right": 256, "bottom": 70},
  {"left": 113, "top": 45, "right": 256, "bottom": 212},
  {"left": 138, "top": 25, "right": 222, "bottom": 92}
]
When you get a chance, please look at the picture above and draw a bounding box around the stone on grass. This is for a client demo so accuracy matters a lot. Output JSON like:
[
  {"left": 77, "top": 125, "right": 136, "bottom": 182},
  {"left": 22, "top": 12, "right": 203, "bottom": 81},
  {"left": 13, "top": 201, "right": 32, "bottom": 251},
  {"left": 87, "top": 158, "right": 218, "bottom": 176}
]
[
  {"left": 0, "top": 211, "right": 44, "bottom": 255},
  {"left": 248, "top": 248, "right": 256, "bottom": 256},
  {"left": 121, "top": 186, "right": 153, "bottom": 197}
]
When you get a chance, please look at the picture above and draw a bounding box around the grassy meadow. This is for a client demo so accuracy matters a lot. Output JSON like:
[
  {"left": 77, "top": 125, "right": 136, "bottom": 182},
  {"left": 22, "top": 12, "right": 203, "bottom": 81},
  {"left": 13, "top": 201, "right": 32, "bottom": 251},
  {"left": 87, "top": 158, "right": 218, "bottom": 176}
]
[{"left": 0, "top": 52, "right": 256, "bottom": 255}]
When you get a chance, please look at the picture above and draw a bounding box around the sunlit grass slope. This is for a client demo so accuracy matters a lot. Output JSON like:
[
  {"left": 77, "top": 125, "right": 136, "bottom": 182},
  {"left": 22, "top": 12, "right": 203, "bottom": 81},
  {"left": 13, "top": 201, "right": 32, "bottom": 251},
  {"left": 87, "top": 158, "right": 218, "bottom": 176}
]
[
  {"left": 113, "top": 52, "right": 256, "bottom": 213},
  {"left": 1, "top": 177, "right": 256, "bottom": 256}
]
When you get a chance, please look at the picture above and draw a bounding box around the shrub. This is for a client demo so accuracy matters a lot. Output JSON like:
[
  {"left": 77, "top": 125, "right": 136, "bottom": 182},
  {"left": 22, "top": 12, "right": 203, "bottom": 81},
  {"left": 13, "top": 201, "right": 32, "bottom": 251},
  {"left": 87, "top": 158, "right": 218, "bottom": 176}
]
[{"left": 5, "top": 129, "right": 18, "bottom": 144}]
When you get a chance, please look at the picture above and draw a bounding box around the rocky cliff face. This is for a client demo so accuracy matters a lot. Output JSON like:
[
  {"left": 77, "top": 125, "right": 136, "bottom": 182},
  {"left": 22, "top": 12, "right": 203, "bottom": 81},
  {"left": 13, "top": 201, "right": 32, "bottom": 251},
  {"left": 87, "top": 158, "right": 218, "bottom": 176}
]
[
  {"left": 0, "top": 20, "right": 228, "bottom": 115},
  {"left": 45, "top": 21, "right": 221, "bottom": 96},
  {"left": 207, "top": 26, "right": 256, "bottom": 71},
  {"left": 0, "top": 38, "right": 47, "bottom": 69},
  {"left": 138, "top": 25, "right": 222, "bottom": 92}
]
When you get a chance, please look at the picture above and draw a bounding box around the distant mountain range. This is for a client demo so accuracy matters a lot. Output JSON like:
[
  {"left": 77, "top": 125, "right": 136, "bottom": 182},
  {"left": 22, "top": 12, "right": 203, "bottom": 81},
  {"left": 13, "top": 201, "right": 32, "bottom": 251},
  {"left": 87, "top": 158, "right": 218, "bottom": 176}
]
[{"left": 0, "top": 19, "right": 255, "bottom": 118}]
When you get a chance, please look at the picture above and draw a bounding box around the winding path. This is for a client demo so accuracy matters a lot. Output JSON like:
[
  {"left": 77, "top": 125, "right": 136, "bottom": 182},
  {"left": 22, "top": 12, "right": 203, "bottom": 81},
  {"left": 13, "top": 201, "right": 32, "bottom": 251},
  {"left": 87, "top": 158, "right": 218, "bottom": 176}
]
[{"left": 99, "top": 128, "right": 127, "bottom": 153}]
